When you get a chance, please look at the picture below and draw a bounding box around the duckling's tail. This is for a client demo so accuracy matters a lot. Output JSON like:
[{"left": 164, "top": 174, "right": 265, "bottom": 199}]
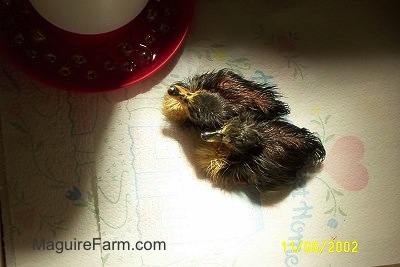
[
  {"left": 297, "top": 135, "right": 326, "bottom": 186},
  {"left": 308, "top": 136, "right": 326, "bottom": 167}
]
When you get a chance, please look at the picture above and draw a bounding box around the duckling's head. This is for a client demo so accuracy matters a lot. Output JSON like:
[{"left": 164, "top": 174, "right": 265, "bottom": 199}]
[
  {"left": 164, "top": 84, "right": 228, "bottom": 129},
  {"left": 201, "top": 115, "right": 263, "bottom": 153}
]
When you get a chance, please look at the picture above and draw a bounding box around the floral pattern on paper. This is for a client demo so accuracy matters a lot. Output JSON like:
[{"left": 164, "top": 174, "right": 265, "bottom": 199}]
[
  {"left": 254, "top": 26, "right": 307, "bottom": 79},
  {"left": 311, "top": 108, "right": 369, "bottom": 229}
]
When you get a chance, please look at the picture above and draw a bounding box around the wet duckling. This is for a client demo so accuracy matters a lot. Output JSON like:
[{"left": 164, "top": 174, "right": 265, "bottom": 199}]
[
  {"left": 196, "top": 112, "right": 326, "bottom": 191},
  {"left": 162, "top": 69, "right": 290, "bottom": 129}
]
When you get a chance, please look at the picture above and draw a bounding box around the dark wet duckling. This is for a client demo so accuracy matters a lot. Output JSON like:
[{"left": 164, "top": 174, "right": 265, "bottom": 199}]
[
  {"left": 196, "top": 112, "right": 326, "bottom": 191},
  {"left": 162, "top": 69, "right": 290, "bottom": 129}
]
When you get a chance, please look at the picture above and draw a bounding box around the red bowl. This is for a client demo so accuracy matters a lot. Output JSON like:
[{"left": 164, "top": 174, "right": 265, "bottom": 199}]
[{"left": 0, "top": 0, "right": 195, "bottom": 92}]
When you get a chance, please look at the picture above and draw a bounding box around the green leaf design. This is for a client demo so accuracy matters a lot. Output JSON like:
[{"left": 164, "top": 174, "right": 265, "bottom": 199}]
[
  {"left": 34, "top": 140, "right": 44, "bottom": 151},
  {"left": 88, "top": 192, "right": 93, "bottom": 203},
  {"left": 332, "top": 188, "right": 344, "bottom": 196},
  {"left": 102, "top": 93, "right": 111, "bottom": 103},
  {"left": 325, "top": 190, "right": 331, "bottom": 201},
  {"left": 338, "top": 207, "right": 347, "bottom": 216},
  {"left": 16, "top": 139, "right": 32, "bottom": 151},
  {"left": 51, "top": 228, "right": 57, "bottom": 237},
  {"left": 38, "top": 219, "right": 43, "bottom": 231},
  {"left": 324, "top": 115, "right": 332, "bottom": 124},
  {"left": 205, "top": 50, "right": 213, "bottom": 61},
  {"left": 294, "top": 67, "right": 298, "bottom": 77},
  {"left": 210, "top": 44, "right": 225, "bottom": 48},
  {"left": 14, "top": 180, "right": 19, "bottom": 190},
  {"left": 74, "top": 202, "right": 87, "bottom": 208},
  {"left": 20, "top": 191, "right": 26, "bottom": 202},
  {"left": 54, "top": 220, "right": 66, "bottom": 225},
  {"left": 102, "top": 253, "right": 111, "bottom": 264},
  {"left": 311, "top": 119, "right": 321, "bottom": 125},
  {"left": 253, "top": 25, "right": 265, "bottom": 38},
  {"left": 9, "top": 225, "right": 20, "bottom": 235},
  {"left": 230, "top": 57, "right": 249, "bottom": 63},
  {"left": 324, "top": 207, "right": 334, "bottom": 214},
  {"left": 8, "top": 121, "right": 28, "bottom": 134},
  {"left": 187, "top": 48, "right": 202, "bottom": 59},
  {"left": 299, "top": 64, "right": 308, "bottom": 69},
  {"left": 325, "top": 134, "right": 335, "bottom": 143},
  {"left": 50, "top": 184, "right": 66, "bottom": 190}
]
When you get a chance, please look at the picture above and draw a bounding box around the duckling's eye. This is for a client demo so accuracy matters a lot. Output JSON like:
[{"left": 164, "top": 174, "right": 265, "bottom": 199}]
[{"left": 168, "top": 85, "right": 181, "bottom": 96}]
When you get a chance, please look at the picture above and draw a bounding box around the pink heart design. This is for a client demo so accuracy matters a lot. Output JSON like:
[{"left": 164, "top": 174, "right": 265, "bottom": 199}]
[{"left": 323, "top": 136, "right": 369, "bottom": 191}]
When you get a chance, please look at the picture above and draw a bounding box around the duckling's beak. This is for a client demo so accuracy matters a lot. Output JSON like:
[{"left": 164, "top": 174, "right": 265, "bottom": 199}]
[{"left": 201, "top": 129, "right": 224, "bottom": 142}]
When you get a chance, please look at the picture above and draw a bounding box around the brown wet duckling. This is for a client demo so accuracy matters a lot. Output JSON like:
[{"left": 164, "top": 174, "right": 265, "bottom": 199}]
[
  {"left": 162, "top": 69, "right": 290, "bottom": 129},
  {"left": 196, "top": 112, "right": 326, "bottom": 191}
]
